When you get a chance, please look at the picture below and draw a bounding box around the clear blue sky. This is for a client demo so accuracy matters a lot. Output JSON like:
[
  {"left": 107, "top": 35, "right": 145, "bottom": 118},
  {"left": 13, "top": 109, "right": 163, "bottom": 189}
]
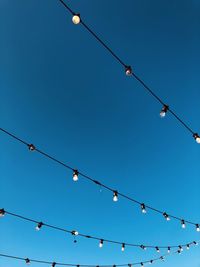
[{"left": 0, "top": 0, "right": 200, "bottom": 266}]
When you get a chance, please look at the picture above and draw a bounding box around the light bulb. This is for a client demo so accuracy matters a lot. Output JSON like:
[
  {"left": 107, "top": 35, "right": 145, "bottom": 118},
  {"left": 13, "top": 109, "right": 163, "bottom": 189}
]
[
  {"left": 163, "top": 212, "right": 170, "bottom": 221},
  {"left": 193, "top": 133, "right": 200, "bottom": 143},
  {"left": 193, "top": 241, "right": 198, "bottom": 246},
  {"left": 177, "top": 249, "right": 181, "bottom": 254},
  {"left": 149, "top": 260, "right": 153, "bottom": 265},
  {"left": 125, "top": 66, "right": 132, "bottom": 76},
  {"left": 36, "top": 222, "right": 43, "bottom": 231},
  {"left": 156, "top": 247, "right": 160, "bottom": 253},
  {"left": 181, "top": 219, "right": 186, "bottom": 229},
  {"left": 141, "top": 262, "right": 144, "bottom": 267},
  {"left": 196, "top": 224, "right": 200, "bottom": 232},
  {"left": 167, "top": 247, "right": 171, "bottom": 253},
  {"left": 72, "top": 230, "right": 79, "bottom": 236},
  {"left": 141, "top": 203, "right": 146, "bottom": 214},
  {"left": 72, "top": 14, "right": 81, "bottom": 24},
  {"left": 52, "top": 263, "right": 56, "bottom": 267},
  {"left": 160, "top": 256, "right": 164, "bottom": 261},
  {"left": 73, "top": 170, "right": 79, "bottom": 182},
  {"left": 25, "top": 258, "right": 31, "bottom": 265},
  {"left": 113, "top": 191, "right": 118, "bottom": 202},
  {"left": 140, "top": 245, "right": 146, "bottom": 250},
  {"left": 99, "top": 239, "right": 104, "bottom": 248},
  {"left": 0, "top": 209, "right": 5, "bottom": 217},
  {"left": 186, "top": 244, "right": 190, "bottom": 250},
  {"left": 179, "top": 246, "right": 183, "bottom": 252},
  {"left": 121, "top": 243, "right": 125, "bottom": 252},
  {"left": 28, "top": 144, "right": 35, "bottom": 151},
  {"left": 160, "top": 105, "right": 169, "bottom": 118}
]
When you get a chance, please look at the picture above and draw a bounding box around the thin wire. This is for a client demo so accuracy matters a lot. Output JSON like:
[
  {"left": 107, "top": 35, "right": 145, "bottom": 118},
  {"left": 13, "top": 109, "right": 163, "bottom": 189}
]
[
  {"left": 57, "top": 0, "right": 196, "bottom": 136},
  {"left": 1, "top": 127, "right": 199, "bottom": 228},
  {"left": 0, "top": 248, "right": 192, "bottom": 267},
  {"left": 4, "top": 209, "right": 196, "bottom": 250}
]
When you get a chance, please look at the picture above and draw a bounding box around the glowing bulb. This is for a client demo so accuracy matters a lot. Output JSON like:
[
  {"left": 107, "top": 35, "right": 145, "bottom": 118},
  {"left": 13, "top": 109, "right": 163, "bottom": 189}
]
[
  {"left": 186, "top": 244, "right": 190, "bottom": 250},
  {"left": 72, "top": 230, "right": 79, "bottom": 236},
  {"left": 163, "top": 212, "right": 170, "bottom": 221},
  {"left": 179, "top": 246, "right": 183, "bottom": 252},
  {"left": 36, "top": 222, "right": 43, "bottom": 231},
  {"left": 73, "top": 170, "right": 79, "bottom": 182},
  {"left": 181, "top": 219, "right": 186, "bottom": 229},
  {"left": 177, "top": 249, "right": 181, "bottom": 254},
  {"left": 196, "top": 224, "right": 200, "bottom": 232},
  {"left": 52, "top": 263, "right": 56, "bottom": 267},
  {"left": 113, "top": 191, "right": 118, "bottom": 202},
  {"left": 160, "top": 105, "right": 169, "bottom": 118},
  {"left": 149, "top": 260, "right": 153, "bottom": 265},
  {"left": 0, "top": 209, "right": 5, "bottom": 217},
  {"left": 141, "top": 203, "right": 146, "bottom": 214},
  {"left": 72, "top": 14, "right": 81, "bottom": 25},
  {"left": 125, "top": 66, "right": 132, "bottom": 76},
  {"left": 121, "top": 243, "right": 125, "bottom": 252},
  {"left": 167, "top": 247, "right": 171, "bottom": 253},
  {"left": 140, "top": 245, "right": 146, "bottom": 250},
  {"left": 193, "top": 133, "right": 200, "bottom": 144},
  {"left": 99, "top": 239, "right": 104, "bottom": 248},
  {"left": 28, "top": 144, "right": 35, "bottom": 151},
  {"left": 156, "top": 247, "right": 160, "bottom": 253},
  {"left": 25, "top": 258, "right": 31, "bottom": 265},
  {"left": 141, "top": 262, "right": 144, "bottom": 267},
  {"left": 193, "top": 241, "right": 198, "bottom": 246}
]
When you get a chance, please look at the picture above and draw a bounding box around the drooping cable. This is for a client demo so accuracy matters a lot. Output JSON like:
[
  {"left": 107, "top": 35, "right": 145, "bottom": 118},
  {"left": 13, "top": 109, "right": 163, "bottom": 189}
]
[
  {"left": 0, "top": 128, "right": 199, "bottom": 230},
  {"left": 1, "top": 208, "right": 197, "bottom": 252},
  {"left": 57, "top": 0, "right": 199, "bottom": 141}
]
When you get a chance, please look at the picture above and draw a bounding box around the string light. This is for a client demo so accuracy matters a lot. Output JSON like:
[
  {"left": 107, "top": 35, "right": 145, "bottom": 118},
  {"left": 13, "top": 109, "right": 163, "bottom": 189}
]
[
  {"left": 196, "top": 224, "right": 200, "bottom": 232},
  {"left": 99, "top": 239, "right": 104, "bottom": 248},
  {"left": 193, "top": 133, "right": 200, "bottom": 144},
  {"left": 160, "top": 256, "right": 164, "bottom": 261},
  {"left": 125, "top": 66, "right": 132, "bottom": 76},
  {"left": 177, "top": 249, "right": 181, "bottom": 254},
  {"left": 193, "top": 241, "right": 198, "bottom": 246},
  {"left": 73, "top": 170, "right": 79, "bottom": 182},
  {"left": 160, "top": 105, "right": 169, "bottom": 118},
  {"left": 2, "top": 208, "right": 195, "bottom": 252},
  {"left": 167, "top": 247, "right": 171, "bottom": 253},
  {"left": 181, "top": 220, "right": 186, "bottom": 229},
  {"left": 121, "top": 243, "right": 125, "bottom": 252},
  {"left": 141, "top": 203, "right": 146, "bottom": 214},
  {"left": 25, "top": 258, "right": 31, "bottom": 265},
  {"left": 140, "top": 263, "right": 144, "bottom": 267},
  {"left": 52, "top": 262, "right": 56, "bottom": 267},
  {"left": 0, "top": 209, "right": 5, "bottom": 217},
  {"left": 149, "top": 260, "right": 153, "bottom": 264},
  {"left": 57, "top": 1, "right": 200, "bottom": 144},
  {"left": 163, "top": 212, "right": 170, "bottom": 221},
  {"left": 28, "top": 144, "right": 35, "bottom": 151},
  {"left": 36, "top": 222, "right": 44, "bottom": 231},
  {"left": 113, "top": 191, "right": 118, "bottom": 202},
  {"left": 72, "top": 14, "right": 81, "bottom": 24},
  {"left": 1, "top": 128, "right": 199, "bottom": 231},
  {"left": 156, "top": 247, "right": 160, "bottom": 253},
  {"left": 186, "top": 244, "right": 190, "bottom": 250}
]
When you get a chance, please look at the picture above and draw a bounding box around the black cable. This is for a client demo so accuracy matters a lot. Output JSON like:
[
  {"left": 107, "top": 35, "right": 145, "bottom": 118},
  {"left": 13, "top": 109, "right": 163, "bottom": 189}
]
[
  {"left": 3, "top": 209, "right": 196, "bottom": 250},
  {"left": 57, "top": 0, "right": 197, "bottom": 137},
  {"left": 0, "top": 250, "right": 184, "bottom": 267},
  {"left": 1, "top": 127, "right": 199, "bottom": 229}
]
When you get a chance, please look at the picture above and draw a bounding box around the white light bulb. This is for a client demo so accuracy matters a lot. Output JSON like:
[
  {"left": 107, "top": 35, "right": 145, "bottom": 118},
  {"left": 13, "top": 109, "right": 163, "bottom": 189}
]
[
  {"left": 72, "top": 14, "right": 80, "bottom": 25},
  {"left": 73, "top": 170, "right": 79, "bottom": 182},
  {"left": 181, "top": 220, "right": 186, "bottom": 229},
  {"left": 196, "top": 224, "right": 200, "bottom": 232},
  {"left": 141, "top": 204, "right": 146, "bottom": 214},
  {"left": 99, "top": 240, "right": 103, "bottom": 248},
  {"left": 113, "top": 191, "right": 118, "bottom": 202},
  {"left": 125, "top": 66, "right": 132, "bottom": 76},
  {"left": 160, "top": 111, "right": 166, "bottom": 118},
  {"left": 121, "top": 244, "right": 125, "bottom": 252}
]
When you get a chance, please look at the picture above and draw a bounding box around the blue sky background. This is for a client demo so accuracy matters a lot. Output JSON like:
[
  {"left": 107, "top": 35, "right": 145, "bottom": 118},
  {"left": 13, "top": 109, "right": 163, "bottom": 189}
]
[{"left": 0, "top": 0, "right": 200, "bottom": 266}]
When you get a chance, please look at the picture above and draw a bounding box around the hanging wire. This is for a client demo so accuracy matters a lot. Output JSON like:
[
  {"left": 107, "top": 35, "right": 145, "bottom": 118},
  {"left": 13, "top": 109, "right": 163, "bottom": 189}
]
[
  {"left": 1, "top": 208, "right": 197, "bottom": 251},
  {"left": 57, "top": 0, "right": 199, "bottom": 140},
  {"left": 0, "top": 128, "right": 199, "bottom": 230},
  {"left": 0, "top": 247, "right": 196, "bottom": 267}
]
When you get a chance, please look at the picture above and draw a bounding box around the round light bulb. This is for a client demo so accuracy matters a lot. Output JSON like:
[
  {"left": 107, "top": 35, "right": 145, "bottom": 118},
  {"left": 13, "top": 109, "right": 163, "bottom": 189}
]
[
  {"left": 72, "top": 14, "right": 80, "bottom": 25},
  {"left": 160, "top": 111, "right": 166, "bottom": 118}
]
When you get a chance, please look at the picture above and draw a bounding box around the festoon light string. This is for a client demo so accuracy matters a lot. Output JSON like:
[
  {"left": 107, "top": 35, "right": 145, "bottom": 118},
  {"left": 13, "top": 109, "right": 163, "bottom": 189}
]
[
  {"left": 0, "top": 208, "right": 198, "bottom": 252},
  {"left": 57, "top": 0, "right": 200, "bottom": 144},
  {"left": 0, "top": 245, "right": 198, "bottom": 267},
  {"left": 0, "top": 128, "right": 200, "bottom": 231}
]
